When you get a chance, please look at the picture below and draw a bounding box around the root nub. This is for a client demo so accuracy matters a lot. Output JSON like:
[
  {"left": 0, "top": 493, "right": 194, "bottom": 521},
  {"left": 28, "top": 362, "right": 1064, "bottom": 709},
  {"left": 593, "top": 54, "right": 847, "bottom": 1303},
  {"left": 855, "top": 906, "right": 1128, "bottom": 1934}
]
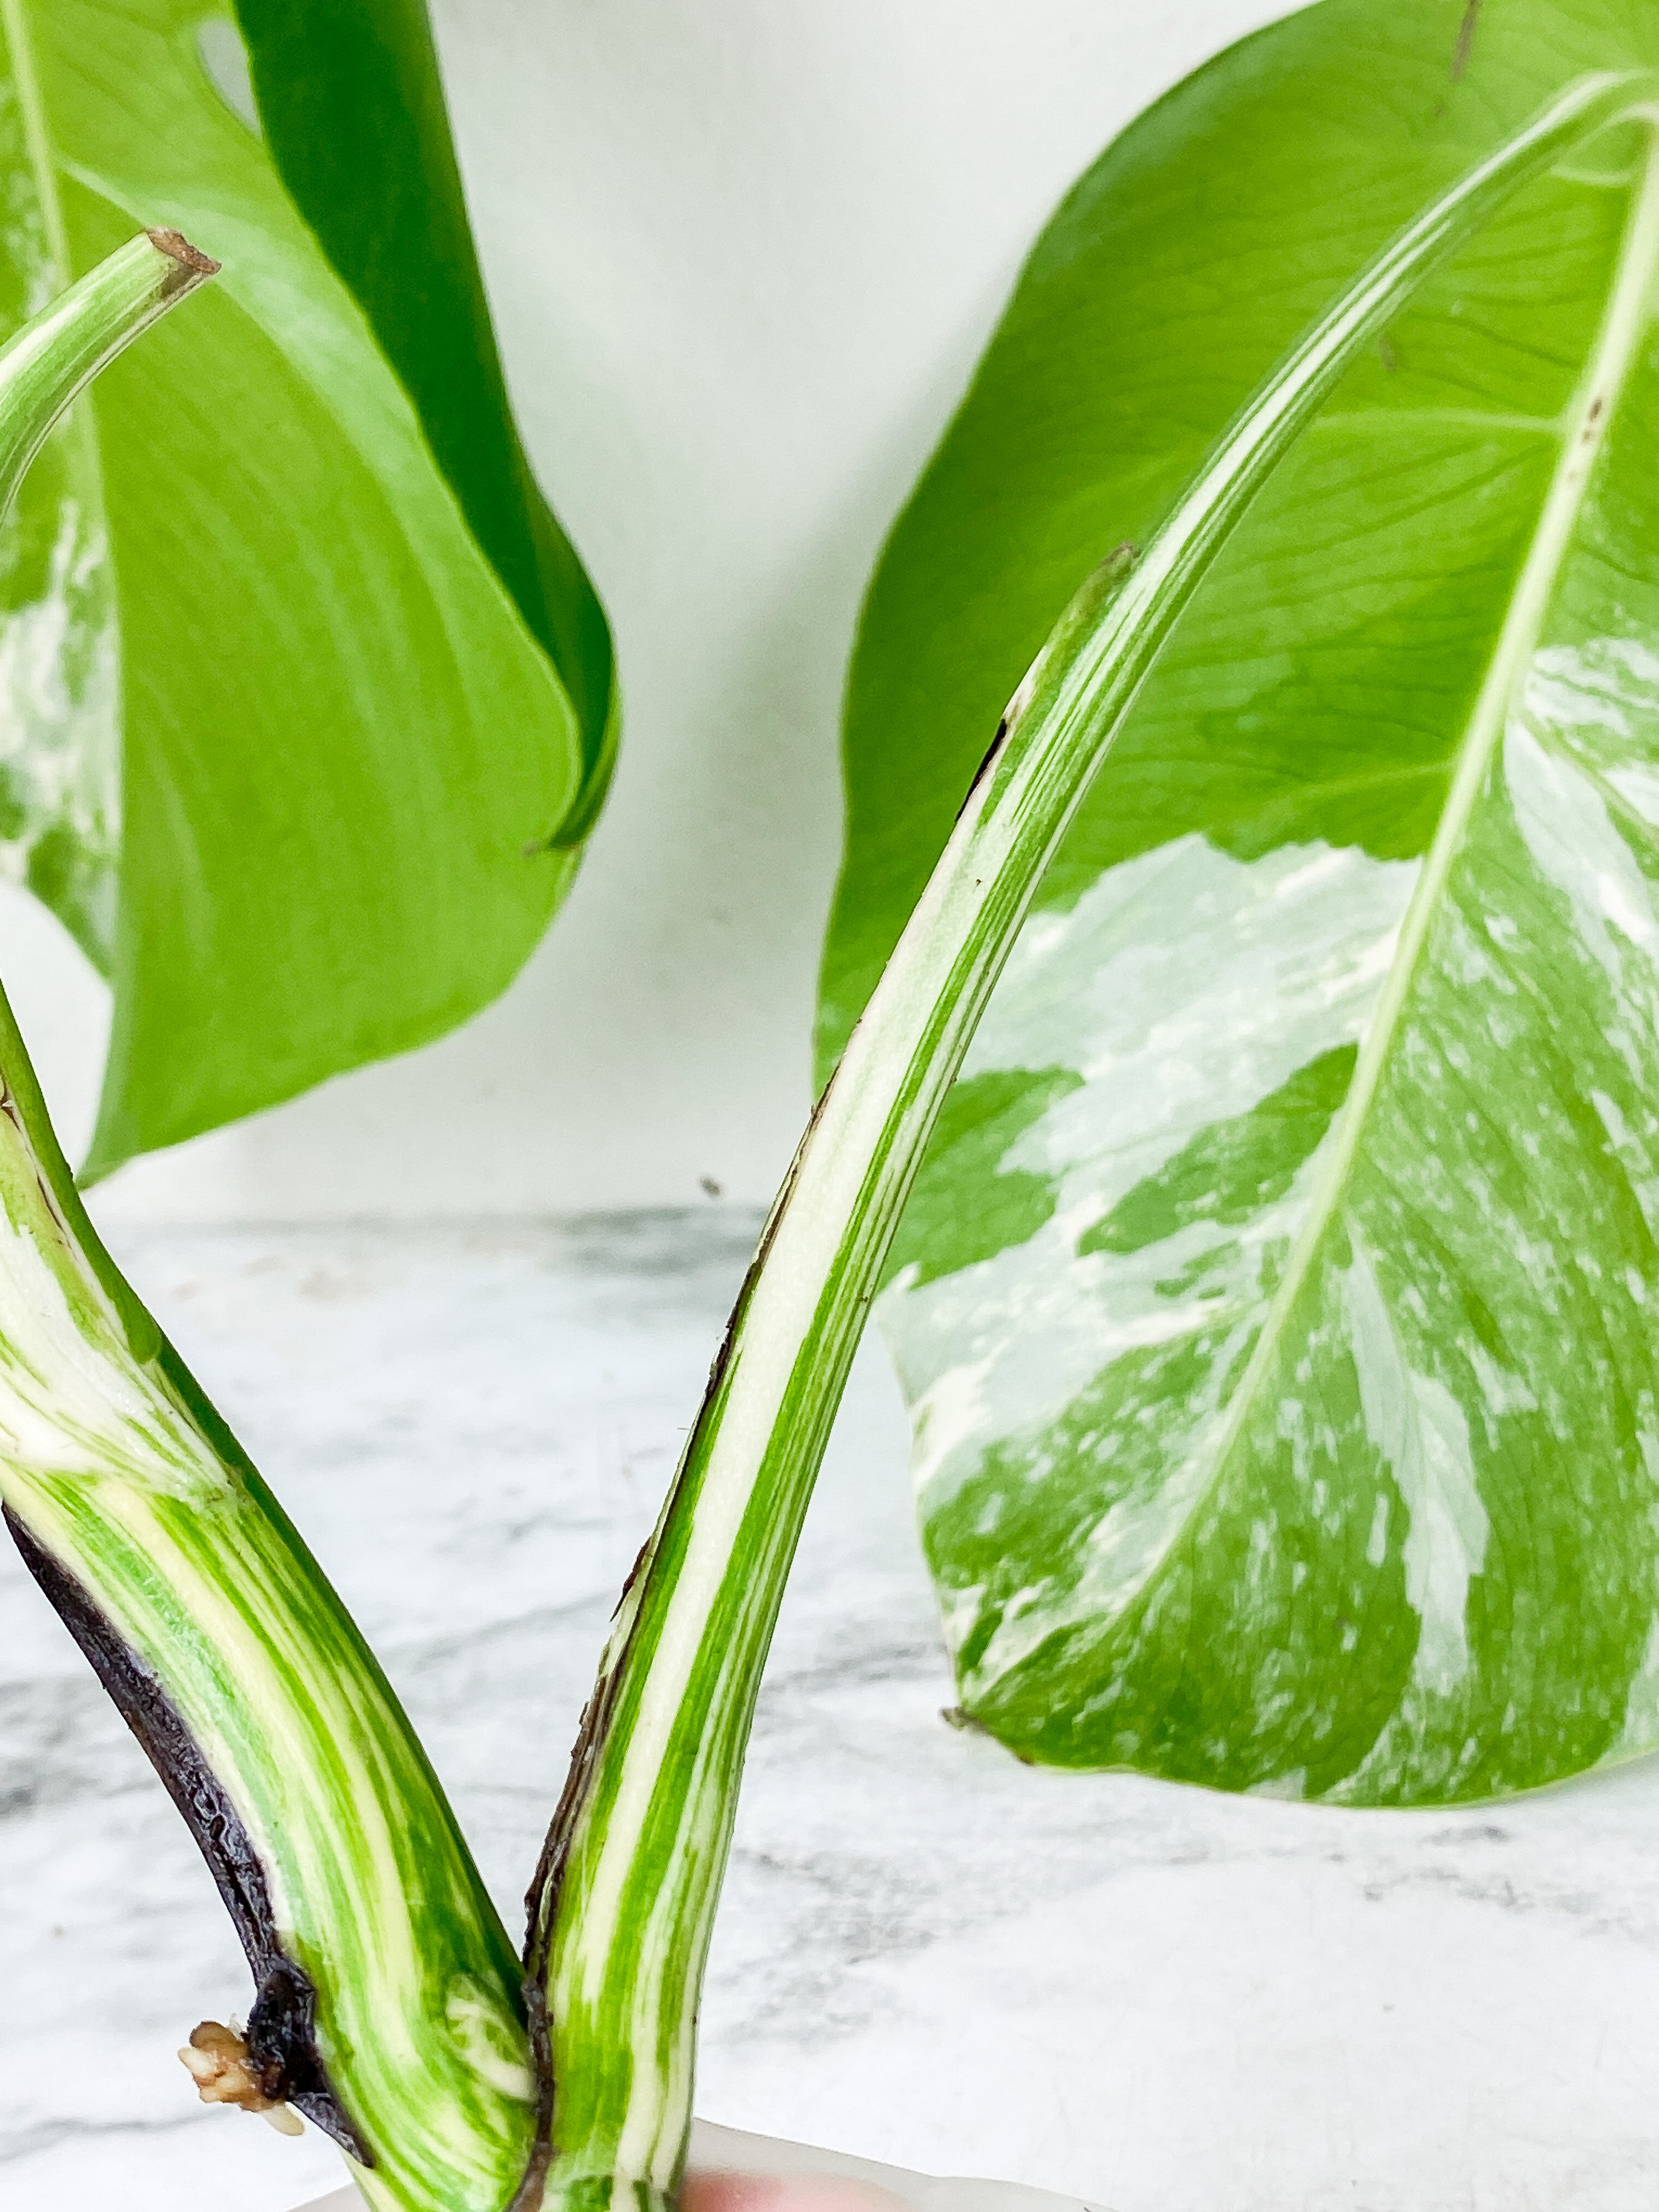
[{"left": 179, "top": 2019, "right": 304, "bottom": 2136}]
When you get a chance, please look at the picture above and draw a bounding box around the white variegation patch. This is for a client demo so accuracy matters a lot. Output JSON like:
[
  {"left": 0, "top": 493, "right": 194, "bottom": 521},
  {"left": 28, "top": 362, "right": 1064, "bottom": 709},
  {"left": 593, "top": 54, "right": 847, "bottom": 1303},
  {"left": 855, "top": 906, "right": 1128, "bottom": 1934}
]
[
  {"left": 445, "top": 1978, "right": 537, "bottom": 2103},
  {"left": 1525, "top": 635, "right": 1659, "bottom": 827},
  {"left": 1343, "top": 1227, "right": 1489, "bottom": 1693},
  {"left": 1506, "top": 716, "right": 1659, "bottom": 995},
  {"left": 0, "top": 499, "right": 120, "bottom": 925},
  {"left": 0, "top": 1106, "right": 224, "bottom": 1503},
  {"left": 885, "top": 834, "right": 1420, "bottom": 1489},
  {"left": 882, "top": 833, "right": 1420, "bottom": 1686},
  {"left": 1508, "top": 654, "right": 1659, "bottom": 1250}
]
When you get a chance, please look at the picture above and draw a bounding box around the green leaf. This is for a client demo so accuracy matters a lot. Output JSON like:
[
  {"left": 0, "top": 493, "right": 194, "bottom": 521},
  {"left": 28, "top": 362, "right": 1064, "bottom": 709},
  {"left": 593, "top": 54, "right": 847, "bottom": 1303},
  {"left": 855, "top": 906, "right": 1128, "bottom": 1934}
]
[
  {"left": 0, "top": 1, "right": 613, "bottom": 1177},
  {"left": 823, "top": 0, "right": 1659, "bottom": 1804},
  {"left": 229, "top": 0, "right": 616, "bottom": 806}
]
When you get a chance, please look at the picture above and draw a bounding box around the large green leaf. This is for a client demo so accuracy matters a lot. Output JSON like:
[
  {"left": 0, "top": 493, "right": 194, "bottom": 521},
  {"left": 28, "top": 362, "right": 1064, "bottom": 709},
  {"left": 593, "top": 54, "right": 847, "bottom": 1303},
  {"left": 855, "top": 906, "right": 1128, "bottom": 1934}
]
[
  {"left": 0, "top": 1, "right": 613, "bottom": 1176},
  {"left": 823, "top": 0, "right": 1659, "bottom": 1804}
]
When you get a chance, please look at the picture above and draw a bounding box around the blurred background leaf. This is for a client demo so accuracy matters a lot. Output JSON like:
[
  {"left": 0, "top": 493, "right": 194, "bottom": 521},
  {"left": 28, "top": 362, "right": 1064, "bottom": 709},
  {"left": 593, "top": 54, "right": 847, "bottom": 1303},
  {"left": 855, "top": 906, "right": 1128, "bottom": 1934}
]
[
  {"left": 0, "top": 0, "right": 614, "bottom": 1177},
  {"left": 230, "top": 0, "right": 615, "bottom": 809}
]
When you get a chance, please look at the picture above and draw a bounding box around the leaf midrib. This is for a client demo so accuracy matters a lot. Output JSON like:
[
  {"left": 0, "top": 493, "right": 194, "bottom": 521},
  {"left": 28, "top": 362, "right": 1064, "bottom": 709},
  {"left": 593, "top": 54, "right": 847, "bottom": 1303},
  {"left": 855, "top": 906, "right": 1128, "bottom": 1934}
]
[{"left": 1123, "top": 122, "right": 1659, "bottom": 1634}]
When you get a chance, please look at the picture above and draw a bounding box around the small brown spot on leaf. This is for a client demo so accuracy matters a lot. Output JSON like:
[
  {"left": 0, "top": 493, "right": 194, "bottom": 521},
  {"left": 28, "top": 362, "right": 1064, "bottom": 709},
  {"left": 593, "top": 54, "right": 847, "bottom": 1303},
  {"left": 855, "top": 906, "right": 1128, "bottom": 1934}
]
[{"left": 1451, "top": 0, "right": 1482, "bottom": 81}]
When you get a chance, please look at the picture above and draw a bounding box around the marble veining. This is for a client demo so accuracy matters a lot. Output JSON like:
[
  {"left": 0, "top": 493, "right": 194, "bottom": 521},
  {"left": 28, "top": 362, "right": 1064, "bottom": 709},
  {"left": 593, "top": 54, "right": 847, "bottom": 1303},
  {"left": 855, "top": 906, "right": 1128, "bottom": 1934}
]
[{"left": 4, "top": 1217, "right": 1659, "bottom": 2211}]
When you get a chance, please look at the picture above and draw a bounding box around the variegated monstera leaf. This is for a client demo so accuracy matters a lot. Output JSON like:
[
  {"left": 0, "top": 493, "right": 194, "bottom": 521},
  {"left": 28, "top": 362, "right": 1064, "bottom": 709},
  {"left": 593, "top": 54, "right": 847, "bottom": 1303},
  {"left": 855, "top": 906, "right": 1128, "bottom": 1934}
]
[{"left": 822, "top": 0, "right": 1659, "bottom": 1803}]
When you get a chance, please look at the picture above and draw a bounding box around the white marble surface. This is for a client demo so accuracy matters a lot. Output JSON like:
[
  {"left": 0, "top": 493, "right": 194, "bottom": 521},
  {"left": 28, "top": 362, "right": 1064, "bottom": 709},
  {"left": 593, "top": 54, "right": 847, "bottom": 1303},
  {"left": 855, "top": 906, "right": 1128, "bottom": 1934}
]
[{"left": 5, "top": 1215, "right": 1659, "bottom": 2212}]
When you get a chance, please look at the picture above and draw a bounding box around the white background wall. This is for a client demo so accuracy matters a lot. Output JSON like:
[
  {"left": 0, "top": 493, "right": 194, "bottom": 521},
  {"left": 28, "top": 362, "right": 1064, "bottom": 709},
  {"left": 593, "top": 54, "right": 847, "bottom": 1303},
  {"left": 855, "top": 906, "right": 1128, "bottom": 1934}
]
[{"left": 12, "top": 0, "right": 1297, "bottom": 1223}]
